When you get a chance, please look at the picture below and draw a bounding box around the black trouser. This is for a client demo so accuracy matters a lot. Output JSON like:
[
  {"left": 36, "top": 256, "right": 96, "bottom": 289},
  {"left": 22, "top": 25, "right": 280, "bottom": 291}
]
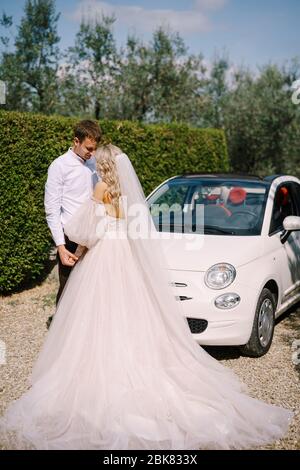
[{"left": 56, "top": 235, "right": 78, "bottom": 306}]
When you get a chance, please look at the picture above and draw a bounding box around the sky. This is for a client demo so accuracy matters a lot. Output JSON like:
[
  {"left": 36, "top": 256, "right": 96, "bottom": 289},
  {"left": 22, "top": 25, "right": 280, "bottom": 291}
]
[{"left": 0, "top": 0, "right": 299, "bottom": 69}]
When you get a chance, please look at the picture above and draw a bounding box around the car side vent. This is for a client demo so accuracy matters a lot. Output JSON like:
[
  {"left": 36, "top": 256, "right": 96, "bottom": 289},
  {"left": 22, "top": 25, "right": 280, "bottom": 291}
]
[{"left": 186, "top": 318, "right": 208, "bottom": 334}]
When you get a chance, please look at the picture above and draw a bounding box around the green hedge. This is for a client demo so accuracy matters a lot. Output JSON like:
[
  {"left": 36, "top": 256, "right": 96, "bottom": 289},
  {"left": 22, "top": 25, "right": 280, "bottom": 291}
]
[{"left": 0, "top": 110, "right": 229, "bottom": 293}]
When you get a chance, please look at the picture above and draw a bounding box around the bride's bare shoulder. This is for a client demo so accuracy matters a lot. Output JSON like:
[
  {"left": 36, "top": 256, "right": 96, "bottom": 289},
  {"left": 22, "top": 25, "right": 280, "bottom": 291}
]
[{"left": 93, "top": 181, "right": 108, "bottom": 201}]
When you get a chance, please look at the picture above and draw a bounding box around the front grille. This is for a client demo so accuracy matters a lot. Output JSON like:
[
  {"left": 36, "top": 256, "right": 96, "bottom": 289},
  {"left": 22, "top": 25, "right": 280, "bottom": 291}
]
[{"left": 187, "top": 318, "right": 208, "bottom": 334}]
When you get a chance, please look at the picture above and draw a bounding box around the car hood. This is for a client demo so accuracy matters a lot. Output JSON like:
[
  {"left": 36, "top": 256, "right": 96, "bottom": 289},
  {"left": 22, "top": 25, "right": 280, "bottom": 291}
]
[{"left": 157, "top": 234, "right": 263, "bottom": 272}]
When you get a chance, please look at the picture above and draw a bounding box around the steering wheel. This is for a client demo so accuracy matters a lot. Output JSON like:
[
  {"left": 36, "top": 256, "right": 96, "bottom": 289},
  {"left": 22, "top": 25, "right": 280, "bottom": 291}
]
[{"left": 229, "top": 210, "right": 257, "bottom": 221}]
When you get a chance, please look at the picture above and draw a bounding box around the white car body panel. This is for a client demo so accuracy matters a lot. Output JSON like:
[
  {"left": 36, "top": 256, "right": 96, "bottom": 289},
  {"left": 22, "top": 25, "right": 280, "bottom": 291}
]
[{"left": 148, "top": 175, "right": 300, "bottom": 347}]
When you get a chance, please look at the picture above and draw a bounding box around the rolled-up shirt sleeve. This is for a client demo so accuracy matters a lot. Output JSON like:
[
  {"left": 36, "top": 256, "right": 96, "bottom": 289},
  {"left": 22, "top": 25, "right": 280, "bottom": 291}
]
[{"left": 44, "top": 161, "right": 65, "bottom": 247}]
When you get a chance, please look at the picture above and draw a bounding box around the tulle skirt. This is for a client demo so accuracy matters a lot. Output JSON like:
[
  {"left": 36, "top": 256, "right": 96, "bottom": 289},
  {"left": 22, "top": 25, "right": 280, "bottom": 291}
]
[{"left": 0, "top": 231, "right": 293, "bottom": 449}]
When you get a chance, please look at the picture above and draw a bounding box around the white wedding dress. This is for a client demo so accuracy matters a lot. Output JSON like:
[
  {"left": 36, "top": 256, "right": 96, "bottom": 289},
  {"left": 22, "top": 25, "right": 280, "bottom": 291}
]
[
  {"left": 0, "top": 149, "right": 293, "bottom": 449},
  {"left": 0, "top": 156, "right": 293, "bottom": 450}
]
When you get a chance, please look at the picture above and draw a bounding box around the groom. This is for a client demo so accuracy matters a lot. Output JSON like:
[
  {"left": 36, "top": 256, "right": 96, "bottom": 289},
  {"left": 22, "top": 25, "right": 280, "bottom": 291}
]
[{"left": 44, "top": 120, "right": 102, "bottom": 328}]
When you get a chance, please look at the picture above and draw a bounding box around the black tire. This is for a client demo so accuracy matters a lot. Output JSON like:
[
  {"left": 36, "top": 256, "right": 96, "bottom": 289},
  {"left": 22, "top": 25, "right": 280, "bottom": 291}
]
[{"left": 240, "top": 288, "right": 276, "bottom": 357}]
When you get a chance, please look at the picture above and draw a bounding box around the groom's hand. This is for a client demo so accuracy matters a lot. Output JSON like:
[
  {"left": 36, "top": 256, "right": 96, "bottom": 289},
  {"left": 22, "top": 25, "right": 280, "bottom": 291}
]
[{"left": 57, "top": 245, "right": 79, "bottom": 266}]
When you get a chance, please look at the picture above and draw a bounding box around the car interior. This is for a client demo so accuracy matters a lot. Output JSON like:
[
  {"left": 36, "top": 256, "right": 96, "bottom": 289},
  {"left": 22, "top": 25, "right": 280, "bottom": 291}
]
[
  {"left": 269, "top": 186, "right": 295, "bottom": 233},
  {"left": 189, "top": 184, "right": 266, "bottom": 231},
  {"left": 149, "top": 180, "right": 269, "bottom": 234}
]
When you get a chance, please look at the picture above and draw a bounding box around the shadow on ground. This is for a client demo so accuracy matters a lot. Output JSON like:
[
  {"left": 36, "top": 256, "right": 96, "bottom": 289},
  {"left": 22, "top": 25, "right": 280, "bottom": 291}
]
[
  {"left": 202, "top": 345, "right": 242, "bottom": 360},
  {"left": 275, "top": 302, "right": 300, "bottom": 329},
  {"left": 202, "top": 302, "right": 300, "bottom": 361}
]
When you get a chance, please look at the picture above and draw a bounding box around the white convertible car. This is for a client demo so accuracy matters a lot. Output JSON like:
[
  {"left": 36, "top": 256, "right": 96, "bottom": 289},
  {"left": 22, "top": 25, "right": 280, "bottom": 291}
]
[{"left": 147, "top": 174, "right": 300, "bottom": 357}]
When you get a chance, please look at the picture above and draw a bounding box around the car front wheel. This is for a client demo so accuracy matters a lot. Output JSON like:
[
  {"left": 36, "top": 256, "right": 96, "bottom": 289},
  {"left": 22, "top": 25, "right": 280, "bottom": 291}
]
[{"left": 240, "top": 288, "right": 276, "bottom": 357}]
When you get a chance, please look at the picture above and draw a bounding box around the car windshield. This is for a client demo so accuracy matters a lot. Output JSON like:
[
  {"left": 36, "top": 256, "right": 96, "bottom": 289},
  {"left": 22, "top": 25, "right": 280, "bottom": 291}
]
[{"left": 147, "top": 177, "right": 270, "bottom": 236}]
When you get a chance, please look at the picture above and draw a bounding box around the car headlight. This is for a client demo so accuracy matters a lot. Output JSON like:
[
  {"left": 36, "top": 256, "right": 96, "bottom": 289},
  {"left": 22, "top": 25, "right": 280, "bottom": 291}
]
[{"left": 205, "top": 263, "right": 236, "bottom": 290}]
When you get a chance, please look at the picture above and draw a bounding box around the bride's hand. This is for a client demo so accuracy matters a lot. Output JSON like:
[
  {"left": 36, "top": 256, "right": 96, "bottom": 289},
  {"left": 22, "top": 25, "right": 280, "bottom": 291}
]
[
  {"left": 57, "top": 245, "right": 79, "bottom": 266},
  {"left": 74, "top": 245, "right": 87, "bottom": 258}
]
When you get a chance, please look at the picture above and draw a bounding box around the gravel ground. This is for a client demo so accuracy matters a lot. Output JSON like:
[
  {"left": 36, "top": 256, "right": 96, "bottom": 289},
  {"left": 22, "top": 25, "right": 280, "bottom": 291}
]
[{"left": 0, "top": 264, "right": 299, "bottom": 450}]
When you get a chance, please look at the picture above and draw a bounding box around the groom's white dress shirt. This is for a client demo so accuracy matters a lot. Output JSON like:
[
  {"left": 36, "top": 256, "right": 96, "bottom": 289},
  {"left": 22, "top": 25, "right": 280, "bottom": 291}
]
[{"left": 44, "top": 148, "right": 99, "bottom": 247}]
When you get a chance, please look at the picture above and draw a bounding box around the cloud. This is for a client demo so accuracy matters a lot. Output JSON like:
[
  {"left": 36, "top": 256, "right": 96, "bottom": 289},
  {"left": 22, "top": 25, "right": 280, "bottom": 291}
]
[
  {"left": 66, "top": 0, "right": 226, "bottom": 34},
  {"left": 194, "top": 0, "right": 228, "bottom": 10}
]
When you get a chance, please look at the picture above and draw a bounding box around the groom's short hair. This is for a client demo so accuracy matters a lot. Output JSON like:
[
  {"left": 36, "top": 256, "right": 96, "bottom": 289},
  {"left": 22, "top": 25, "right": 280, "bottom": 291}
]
[{"left": 74, "top": 120, "right": 102, "bottom": 144}]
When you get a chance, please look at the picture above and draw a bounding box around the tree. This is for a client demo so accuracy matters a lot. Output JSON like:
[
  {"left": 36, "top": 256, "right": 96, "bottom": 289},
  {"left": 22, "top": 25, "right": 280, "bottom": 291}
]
[
  {"left": 110, "top": 35, "right": 153, "bottom": 121},
  {"left": 222, "top": 63, "right": 300, "bottom": 175},
  {"left": 0, "top": 1, "right": 60, "bottom": 113},
  {"left": 200, "top": 55, "right": 230, "bottom": 128},
  {"left": 55, "top": 69, "right": 92, "bottom": 118},
  {"left": 113, "top": 27, "right": 206, "bottom": 123},
  {"left": 0, "top": 13, "right": 30, "bottom": 111},
  {"left": 0, "top": 12, "right": 13, "bottom": 49},
  {"left": 150, "top": 28, "right": 206, "bottom": 124},
  {"left": 63, "top": 14, "right": 119, "bottom": 120}
]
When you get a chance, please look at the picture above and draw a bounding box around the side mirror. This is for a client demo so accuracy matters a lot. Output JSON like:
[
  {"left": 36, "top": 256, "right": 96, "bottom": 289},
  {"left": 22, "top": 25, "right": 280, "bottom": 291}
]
[
  {"left": 283, "top": 215, "right": 300, "bottom": 232},
  {"left": 280, "top": 215, "right": 300, "bottom": 244}
]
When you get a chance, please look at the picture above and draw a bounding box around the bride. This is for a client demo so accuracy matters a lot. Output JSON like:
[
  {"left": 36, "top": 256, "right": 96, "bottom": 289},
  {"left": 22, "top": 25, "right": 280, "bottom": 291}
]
[{"left": 0, "top": 144, "right": 293, "bottom": 450}]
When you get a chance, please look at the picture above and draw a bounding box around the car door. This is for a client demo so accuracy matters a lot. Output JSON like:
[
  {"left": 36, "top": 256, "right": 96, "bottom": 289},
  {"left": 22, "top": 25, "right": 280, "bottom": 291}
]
[
  {"left": 269, "top": 181, "right": 300, "bottom": 306},
  {"left": 289, "top": 181, "right": 300, "bottom": 285}
]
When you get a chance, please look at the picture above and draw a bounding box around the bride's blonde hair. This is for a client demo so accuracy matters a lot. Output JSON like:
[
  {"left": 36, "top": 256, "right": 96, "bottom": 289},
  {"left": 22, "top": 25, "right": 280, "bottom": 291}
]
[{"left": 95, "top": 144, "right": 123, "bottom": 217}]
